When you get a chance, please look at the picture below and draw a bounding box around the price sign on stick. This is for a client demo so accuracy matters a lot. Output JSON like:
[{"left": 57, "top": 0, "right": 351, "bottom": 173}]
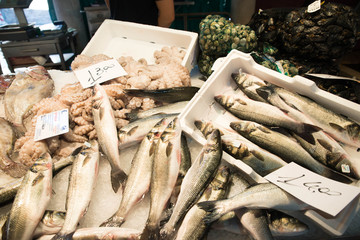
[
  {"left": 34, "top": 109, "right": 69, "bottom": 141},
  {"left": 265, "top": 162, "right": 360, "bottom": 216},
  {"left": 74, "top": 59, "right": 127, "bottom": 88}
]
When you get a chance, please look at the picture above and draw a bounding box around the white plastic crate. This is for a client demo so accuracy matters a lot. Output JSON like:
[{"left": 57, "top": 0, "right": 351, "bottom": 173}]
[{"left": 81, "top": 19, "right": 199, "bottom": 72}]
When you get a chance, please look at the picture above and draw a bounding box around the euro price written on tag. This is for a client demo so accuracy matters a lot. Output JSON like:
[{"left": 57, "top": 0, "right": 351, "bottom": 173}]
[
  {"left": 265, "top": 162, "right": 360, "bottom": 216},
  {"left": 34, "top": 109, "right": 69, "bottom": 141},
  {"left": 74, "top": 59, "right": 127, "bottom": 88}
]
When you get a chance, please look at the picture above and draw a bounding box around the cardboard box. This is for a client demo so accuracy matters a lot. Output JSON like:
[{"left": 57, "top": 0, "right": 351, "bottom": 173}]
[{"left": 81, "top": 19, "right": 198, "bottom": 72}]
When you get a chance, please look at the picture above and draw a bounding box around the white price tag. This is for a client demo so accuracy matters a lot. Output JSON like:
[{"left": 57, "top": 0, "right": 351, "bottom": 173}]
[
  {"left": 265, "top": 162, "right": 360, "bottom": 216},
  {"left": 34, "top": 109, "right": 69, "bottom": 141},
  {"left": 74, "top": 59, "right": 127, "bottom": 88},
  {"left": 308, "top": 0, "right": 321, "bottom": 13}
]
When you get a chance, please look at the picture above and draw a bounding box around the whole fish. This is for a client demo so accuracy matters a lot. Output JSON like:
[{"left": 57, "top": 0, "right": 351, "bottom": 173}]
[
  {"left": 197, "top": 182, "right": 309, "bottom": 224},
  {"left": 257, "top": 85, "right": 360, "bottom": 179},
  {"left": 214, "top": 94, "right": 320, "bottom": 144},
  {"left": 175, "top": 165, "right": 230, "bottom": 240},
  {"left": 125, "top": 101, "right": 189, "bottom": 122},
  {"left": 230, "top": 120, "right": 354, "bottom": 184},
  {"left": 160, "top": 129, "right": 222, "bottom": 239},
  {"left": 5, "top": 152, "right": 53, "bottom": 240},
  {"left": 141, "top": 117, "right": 182, "bottom": 240},
  {"left": 101, "top": 118, "right": 170, "bottom": 227},
  {"left": 228, "top": 172, "right": 273, "bottom": 240},
  {"left": 194, "top": 120, "right": 287, "bottom": 177},
  {"left": 37, "top": 227, "right": 142, "bottom": 240},
  {"left": 231, "top": 70, "right": 267, "bottom": 102},
  {"left": 118, "top": 113, "right": 178, "bottom": 149},
  {"left": 0, "top": 146, "right": 82, "bottom": 206},
  {"left": 124, "top": 87, "right": 200, "bottom": 103},
  {"left": 51, "top": 140, "right": 100, "bottom": 240},
  {"left": 93, "top": 83, "right": 127, "bottom": 193},
  {"left": 0, "top": 117, "right": 27, "bottom": 178},
  {"left": 272, "top": 86, "right": 360, "bottom": 148}
]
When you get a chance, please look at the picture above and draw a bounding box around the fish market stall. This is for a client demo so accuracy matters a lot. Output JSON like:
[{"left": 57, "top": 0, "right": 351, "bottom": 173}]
[{"left": 0, "top": 7, "right": 360, "bottom": 239}]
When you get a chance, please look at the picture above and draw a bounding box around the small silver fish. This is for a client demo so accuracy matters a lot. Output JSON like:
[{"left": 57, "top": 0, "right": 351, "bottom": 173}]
[
  {"left": 175, "top": 165, "right": 230, "bottom": 240},
  {"left": 118, "top": 113, "right": 178, "bottom": 149},
  {"left": 51, "top": 140, "right": 99, "bottom": 240},
  {"left": 93, "top": 83, "right": 127, "bottom": 193},
  {"left": 141, "top": 117, "right": 182, "bottom": 240},
  {"left": 101, "top": 118, "right": 171, "bottom": 228},
  {"left": 5, "top": 152, "right": 53, "bottom": 240},
  {"left": 161, "top": 129, "right": 222, "bottom": 239}
]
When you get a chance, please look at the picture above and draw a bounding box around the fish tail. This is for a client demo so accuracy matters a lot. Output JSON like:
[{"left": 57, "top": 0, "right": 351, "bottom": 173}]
[
  {"left": 197, "top": 200, "right": 225, "bottom": 224},
  {"left": 111, "top": 169, "right": 127, "bottom": 193},
  {"left": 141, "top": 224, "right": 160, "bottom": 240},
  {"left": 295, "top": 123, "right": 322, "bottom": 145},
  {"left": 322, "top": 168, "right": 354, "bottom": 184},
  {"left": 100, "top": 215, "right": 125, "bottom": 227},
  {"left": 159, "top": 224, "right": 175, "bottom": 240},
  {"left": 50, "top": 232, "right": 75, "bottom": 240}
]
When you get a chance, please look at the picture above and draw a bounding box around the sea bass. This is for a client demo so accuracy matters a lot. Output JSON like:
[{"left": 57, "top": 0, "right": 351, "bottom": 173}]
[
  {"left": 51, "top": 140, "right": 100, "bottom": 240},
  {"left": 194, "top": 120, "right": 287, "bottom": 177},
  {"left": 272, "top": 86, "right": 360, "bottom": 148},
  {"left": 5, "top": 152, "right": 53, "bottom": 240},
  {"left": 141, "top": 117, "right": 182, "bottom": 240},
  {"left": 93, "top": 83, "right": 127, "bottom": 193},
  {"left": 125, "top": 101, "right": 188, "bottom": 122},
  {"left": 230, "top": 120, "right": 354, "bottom": 184},
  {"left": 175, "top": 165, "right": 230, "bottom": 240},
  {"left": 118, "top": 113, "right": 178, "bottom": 149},
  {"left": 231, "top": 70, "right": 268, "bottom": 103},
  {"left": 257, "top": 85, "right": 360, "bottom": 179},
  {"left": 101, "top": 118, "right": 171, "bottom": 227},
  {"left": 214, "top": 94, "right": 320, "bottom": 144},
  {"left": 160, "top": 129, "right": 222, "bottom": 239}
]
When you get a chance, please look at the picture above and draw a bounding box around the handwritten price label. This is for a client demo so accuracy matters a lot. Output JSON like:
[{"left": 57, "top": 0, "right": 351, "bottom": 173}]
[
  {"left": 34, "top": 109, "right": 69, "bottom": 141},
  {"left": 265, "top": 162, "right": 360, "bottom": 216},
  {"left": 74, "top": 59, "right": 127, "bottom": 88},
  {"left": 308, "top": 0, "right": 321, "bottom": 13}
]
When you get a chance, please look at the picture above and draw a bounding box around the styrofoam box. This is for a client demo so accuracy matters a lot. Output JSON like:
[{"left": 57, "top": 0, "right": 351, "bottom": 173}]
[
  {"left": 81, "top": 19, "right": 198, "bottom": 72},
  {"left": 178, "top": 49, "right": 360, "bottom": 236}
]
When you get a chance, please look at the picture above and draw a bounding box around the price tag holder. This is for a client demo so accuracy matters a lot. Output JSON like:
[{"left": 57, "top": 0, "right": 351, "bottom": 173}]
[
  {"left": 34, "top": 109, "right": 69, "bottom": 141},
  {"left": 265, "top": 162, "right": 360, "bottom": 216},
  {"left": 74, "top": 59, "right": 127, "bottom": 88},
  {"left": 308, "top": 0, "right": 321, "bottom": 13}
]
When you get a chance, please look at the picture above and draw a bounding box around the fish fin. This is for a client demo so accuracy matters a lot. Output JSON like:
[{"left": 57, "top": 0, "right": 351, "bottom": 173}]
[
  {"left": 296, "top": 123, "right": 322, "bottom": 145},
  {"left": 166, "top": 142, "right": 173, "bottom": 157},
  {"left": 235, "top": 98, "right": 247, "bottom": 105},
  {"left": 125, "top": 111, "right": 140, "bottom": 122},
  {"left": 322, "top": 168, "right": 353, "bottom": 184},
  {"left": 329, "top": 123, "right": 346, "bottom": 132},
  {"left": 257, "top": 126, "right": 272, "bottom": 134},
  {"left": 141, "top": 225, "right": 160, "bottom": 240},
  {"left": 197, "top": 201, "right": 225, "bottom": 224},
  {"left": 249, "top": 150, "right": 265, "bottom": 161},
  {"left": 99, "top": 106, "right": 105, "bottom": 120},
  {"left": 32, "top": 173, "right": 44, "bottom": 186},
  {"left": 100, "top": 215, "right": 125, "bottom": 227},
  {"left": 111, "top": 169, "right": 127, "bottom": 193},
  {"left": 255, "top": 86, "right": 272, "bottom": 101},
  {"left": 71, "top": 146, "right": 83, "bottom": 156},
  {"left": 50, "top": 232, "right": 75, "bottom": 240}
]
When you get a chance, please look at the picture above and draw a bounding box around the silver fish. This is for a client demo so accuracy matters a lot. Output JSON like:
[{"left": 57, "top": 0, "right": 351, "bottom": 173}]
[
  {"left": 231, "top": 70, "right": 267, "bottom": 102},
  {"left": 125, "top": 101, "right": 189, "bottom": 122},
  {"left": 214, "top": 94, "right": 320, "bottom": 144},
  {"left": 175, "top": 165, "right": 230, "bottom": 240},
  {"left": 93, "top": 83, "right": 127, "bottom": 193},
  {"left": 141, "top": 117, "right": 182, "bottom": 240},
  {"left": 257, "top": 85, "right": 360, "bottom": 179},
  {"left": 230, "top": 120, "right": 354, "bottom": 184},
  {"left": 0, "top": 146, "right": 82, "bottom": 206},
  {"left": 160, "top": 129, "right": 222, "bottom": 239},
  {"left": 118, "top": 113, "right": 178, "bottom": 149},
  {"left": 5, "top": 152, "right": 53, "bottom": 240},
  {"left": 273, "top": 86, "right": 360, "bottom": 148},
  {"left": 40, "top": 227, "right": 142, "bottom": 240},
  {"left": 194, "top": 120, "right": 287, "bottom": 177},
  {"left": 51, "top": 140, "right": 100, "bottom": 240},
  {"left": 0, "top": 117, "right": 27, "bottom": 178},
  {"left": 101, "top": 118, "right": 171, "bottom": 227},
  {"left": 197, "top": 182, "right": 308, "bottom": 224},
  {"left": 124, "top": 87, "right": 199, "bottom": 104}
]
